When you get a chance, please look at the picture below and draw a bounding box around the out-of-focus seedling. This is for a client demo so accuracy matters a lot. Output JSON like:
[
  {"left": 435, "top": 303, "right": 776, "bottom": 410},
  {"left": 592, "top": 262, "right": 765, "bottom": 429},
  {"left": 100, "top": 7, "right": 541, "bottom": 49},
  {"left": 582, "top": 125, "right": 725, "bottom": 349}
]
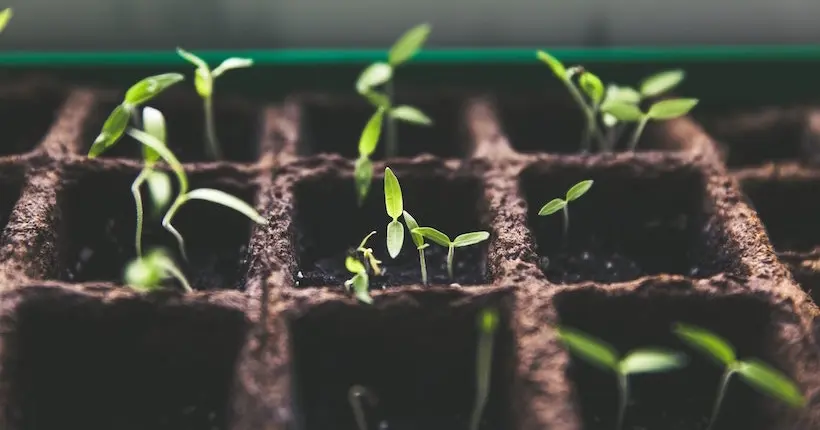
[
  {"left": 356, "top": 231, "right": 382, "bottom": 276},
  {"left": 177, "top": 48, "right": 253, "bottom": 160},
  {"left": 348, "top": 385, "right": 378, "bottom": 430},
  {"left": 557, "top": 326, "right": 688, "bottom": 430},
  {"left": 384, "top": 167, "right": 405, "bottom": 258},
  {"left": 602, "top": 97, "right": 699, "bottom": 150},
  {"left": 538, "top": 180, "right": 593, "bottom": 246},
  {"left": 470, "top": 307, "right": 500, "bottom": 430},
  {"left": 0, "top": 8, "right": 13, "bottom": 33},
  {"left": 402, "top": 210, "right": 429, "bottom": 285},
  {"left": 411, "top": 227, "right": 489, "bottom": 279},
  {"left": 124, "top": 247, "right": 192, "bottom": 292},
  {"left": 344, "top": 255, "right": 373, "bottom": 304},
  {"left": 639, "top": 69, "right": 685, "bottom": 99},
  {"left": 674, "top": 323, "right": 805, "bottom": 430}
]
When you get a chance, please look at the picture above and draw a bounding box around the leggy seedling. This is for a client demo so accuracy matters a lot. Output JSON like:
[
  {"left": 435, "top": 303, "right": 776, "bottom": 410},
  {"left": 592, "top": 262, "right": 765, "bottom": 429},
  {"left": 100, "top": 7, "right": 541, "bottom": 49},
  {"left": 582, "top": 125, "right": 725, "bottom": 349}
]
[
  {"left": 124, "top": 247, "right": 192, "bottom": 292},
  {"left": 411, "top": 227, "right": 489, "bottom": 280},
  {"left": 384, "top": 167, "right": 405, "bottom": 258},
  {"left": 177, "top": 48, "right": 253, "bottom": 160},
  {"left": 402, "top": 210, "right": 429, "bottom": 285},
  {"left": 602, "top": 97, "right": 699, "bottom": 151},
  {"left": 674, "top": 323, "right": 805, "bottom": 430},
  {"left": 538, "top": 180, "right": 593, "bottom": 245},
  {"left": 557, "top": 326, "right": 688, "bottom": 430},
  {"left": 470, "top": 307, "right": 500, "bottom": 430}
]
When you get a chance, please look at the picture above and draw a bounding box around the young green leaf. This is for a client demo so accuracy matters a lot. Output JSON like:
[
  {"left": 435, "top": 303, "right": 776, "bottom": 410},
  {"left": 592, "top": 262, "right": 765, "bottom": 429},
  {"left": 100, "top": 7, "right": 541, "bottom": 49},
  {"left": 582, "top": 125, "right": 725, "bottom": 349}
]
[
  {"left": 452, "top": 231, "right": 490, "bottom": 248},
  {"left": 352, "top": 273, "right": 373, "bottom": 304},
  {"left": 125, "top": 248, "right": 192, "bottom": 293},
  {"left": 358, "top": 231, "right": 378, "bottom": 251},
  {"left": 357, "top": 62, "right": 393, "bottom": 94},
  {"left": 647, "top": 98, "right": 699, "bottom": 120},
  {"left": 620, "top": 349, "right": 688, "bottom": 374},
  {"left": 536, "top": 50, "right": 566, "bottom": 78},
  {"left": 184, "top": 188, "right": 267, "bottom": 224},
  {"left": 538, "top": 198, "right": 566, "bottom": 216},
  {"left": 736, "top": 360, "right": 805, "bottom": 407},
  {"left": 142, "top": 106, "right": 166, "bottom": 163},
  {"left": 579, "top": 72, "right": 604, "bottom": 105},
  {"left": 359, "top": 109, "right": 385, "bottom": 157},
  {"left": 124, "top": 73, "right": 185, "bottom": 106},
  {"left": 605, "top": 85, "right": 642, "bottom": 105},
  {"left": 390, "top": 106, "right": 432, "bottom": 126},
  {"left": 674, "top": 323, "right": 736, "bottom": 365},
  {"left": 556, "top": 327, "right": 619, "bottom": 371},
  {"left": 640, "top": 69, "right": 685, "bottom": 98},
  {"left": 403, "top": 211, "right": 424, "bottom": 248},
  {"left": 388, "top": 23, "right": 431, "bottom": 66},
  {"left": 177, "top": 47, "right": 209, "bottom": 70},
  {"left": 566, "top": 180, "right": 593, "bottom": 201},
  {"left": 412, "top": 227, "right": 451, "bottom": 247},
  {"left": 384, "top": 167, "right": 403, "bottom": 219},
  {"left": 346, "top": 255, "right": 367, "bottom": 274},
  {"left": 0, "top": 8, "right": 12, "bottom": 33},
  {"left": 354, "top": 157, "right": 374, "bottom": 205},
  {"left": 194, "top": 68, "right": 213, "bottom": 98},
  {"left": 387, "top": 220, "right": 404, "bottom": 259},
  {"left": 602, "top": 101, "right": 644, "bottom": 122},
  {"left": 212, "top": 57, "right": 254, "bottom": 77},
  {"left": 89, "top": 104, "right": 131, "bottom": 157},
  {"left": 145, "top": 170, "right": 172, "bottom": 214}
]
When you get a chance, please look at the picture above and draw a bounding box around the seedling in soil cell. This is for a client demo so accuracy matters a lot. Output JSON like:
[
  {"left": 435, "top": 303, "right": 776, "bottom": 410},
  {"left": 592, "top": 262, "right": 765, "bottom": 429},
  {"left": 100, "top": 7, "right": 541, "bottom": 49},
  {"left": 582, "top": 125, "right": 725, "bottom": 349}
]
[
  {"left": 356, "top": 231, "right": 383, "bottom": 276},
  {"left": 124, "top": 247, "right": 192, "bottom": 292},
  {"left": 557, "top": 326, "right": 688, "bottom": 430},
  {"left": 384, "top": 167, "right": 406, "bottom": 258},
  {"left": 348, "top": 385, "right": 378, "bottom": 430},
  {"left": 344, "top": 254, "right": 373, "bottom": 304},
  {"left": 602, "top": 97, "right": 699, "bottom": 151},
  {"left": 177, "top": 47, "right": 253, "bottom": 160},
  {"left": 674, "top": 323, "right": 805, "bottom": 430},
  {"left": 539, "top": 179, "right": 593, "bottom": 245},
  {"left": 470, "top": 307, "right": 499, "bottom": 430},
  {"left": 411, "top": 227, "right": 490, "bottom": 279},
  {"left": 402, "top": 209, "right": 430, "bottom": 285}
]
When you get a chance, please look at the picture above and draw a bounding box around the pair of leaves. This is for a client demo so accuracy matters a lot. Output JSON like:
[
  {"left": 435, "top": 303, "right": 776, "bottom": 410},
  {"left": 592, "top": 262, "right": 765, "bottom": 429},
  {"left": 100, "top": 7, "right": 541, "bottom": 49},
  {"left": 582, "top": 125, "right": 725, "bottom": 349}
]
[
  {"left": 177, "top": 48, "right": 253, "bottom": 98},
  {"left": 603, "top": 98, "right": 699, "bottom": 123},
  {"left": 539, "top": 180, "right": 593, "bottom": 216},
  {"left": 355, "top": 23, "right": 431, "bottom": 93},
  {"left": 412, "top": 227, "right": 490, "bottom": 249},
  {"left": 384, "top": 168, "right": 404, "bottom": 258},
  {"left": 124, "top": 248, "right": 192, "bottom": 293}
]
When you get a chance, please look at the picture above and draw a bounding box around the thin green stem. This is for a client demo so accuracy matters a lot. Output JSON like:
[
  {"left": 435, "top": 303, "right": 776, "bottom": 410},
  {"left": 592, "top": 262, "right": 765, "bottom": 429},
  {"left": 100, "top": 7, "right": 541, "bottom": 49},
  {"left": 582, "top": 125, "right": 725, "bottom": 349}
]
[
  {"left": 470, "top": 315, "right": 496, "bottom": 430},
  {"left": 385, "top": 79, "right": 398, "bottom": 158},
  {"left": 131, "top": 168, "right": 151, "bottom": 257},
  {"left": 419, "top": 248, "right": 428, "bottom": 285},
  {"left": 562, "top": 205, "right": 570, "bottom": 247},
  {"left": 707, "top": 368, "right": 735, "bottom": 430},
  {"left": 628, "top": 116, "right": 650, "bottom": 151},
  {"left": 563, "top": 79, "right": 605, "bottom": 152},
  {"left": 616, "top": 372, "right": 629, "bottom": 430},
  {"left": 162, "top": 195, "right": 189, "bottom": 261},
  {"left": 162, "top": 259, "right": 193, "bottom": 292},
  {"left": 447, "top": 244, "right": 455, "bottom": 279},
  {"left": 204, "top": 96, "right": 222, "bottom": 160}
]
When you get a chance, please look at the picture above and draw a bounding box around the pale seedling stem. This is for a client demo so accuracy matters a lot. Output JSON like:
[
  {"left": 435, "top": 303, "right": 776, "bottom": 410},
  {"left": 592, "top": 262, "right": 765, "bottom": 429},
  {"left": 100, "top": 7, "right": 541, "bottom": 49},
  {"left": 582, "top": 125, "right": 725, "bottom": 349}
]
[
  {"left": 348, "top": 385, "right": 377, "bottom": 430},
  {"left": 411, "top": 227, "right": 490, "bottom": 280},
  {"left": 628, "top": 116, "right": 650, "bottom": 151},
  {"left": 403, "top": 210, "right": 428, "bottom": 285},
  {"left": 203, "top": 95, "right": 220, "bottom": 159},
  {"left": 470, "top": 308, "right": 499, "bottom": 430},
  {"left": 132, "top": 168, "right": 150, "bottom": 257},
  {"left": 538, "top": 180, "right": 593, "bottom": 247}
]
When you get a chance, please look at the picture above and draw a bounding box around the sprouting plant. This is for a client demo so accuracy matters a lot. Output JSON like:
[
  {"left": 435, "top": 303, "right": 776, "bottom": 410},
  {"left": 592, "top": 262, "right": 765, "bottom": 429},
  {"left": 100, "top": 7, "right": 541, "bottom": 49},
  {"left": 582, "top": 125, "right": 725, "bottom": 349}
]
[
  {"left": 470, "top": 307, "right": 500, "bottom": 430},
  {"left": 402, "top": 210, "right": 429, "bottom": 285},
  {"left": 411, "top": 227, "right": 489, "bottom": 279},
  {"left": 124, "top": 247, "right": 192, "bottom": 293},
  {"left": 674, "top": 323, "right": 805, "bottom": 430},
  {"left": 89, "top": 73, "right": 184, "bottom": 156},
  {"left": 538, "top": 180, "right": 593, "bottom": 245},
  {"left": 348, "top": 385, "right": 378, "bottom": 430},
  {"left": 384, "top": 167, "right": 405, "bottom": 258},
  {"left": 557, "top": 326, "right": 688, "bottom": 430},
  {"left": 602, "top": 97, "right": 699, "bottom": 151},
  {"left": 355, "top": 231, "right": 382, "bottom": 276},
  {"left": 0, "top": 8, "right": 13, "bottom": 33},
  {"left": 344, "top": 255, "right": 373, "bottom": 304},
  {"left": 176, "top": 48, "right": 253, "bottom": 160}
]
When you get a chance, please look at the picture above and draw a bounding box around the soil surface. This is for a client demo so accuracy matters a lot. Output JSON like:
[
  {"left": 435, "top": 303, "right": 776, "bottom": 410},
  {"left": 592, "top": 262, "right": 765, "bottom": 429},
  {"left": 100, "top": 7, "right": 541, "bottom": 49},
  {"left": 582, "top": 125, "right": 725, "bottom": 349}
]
[{"left": 0, "top": 83, "right": 67, "bottom": 156}]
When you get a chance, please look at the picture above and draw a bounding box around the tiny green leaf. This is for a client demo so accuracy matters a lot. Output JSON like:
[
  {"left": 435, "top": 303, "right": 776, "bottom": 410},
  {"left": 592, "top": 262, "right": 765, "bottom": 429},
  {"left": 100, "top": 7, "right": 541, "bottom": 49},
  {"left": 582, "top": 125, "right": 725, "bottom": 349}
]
[
  {"left": 566, "top": 180, "right": 593, "bottom": 201},
  {"left": 89, "top": 104, "right": 131, "bottom": 157},
  {"left": 605, "top": 85, "right": 642, "bottom": 105},
  {"left": 354, "top": 157, "right": 374, "bottom": 205},
  {"left": 674, "top": 323, "right": 736, "bottom": 365},
  {"left": 640, "top": 69, "right": 685, "bottom": 98},
  {"left": 358, "top": 231, "right": 378, "bottom": 250},
  {"left": 145, "top": 170, "right": 173, "bottom": 213},
  {"left": 556, "top": 327, "right": 620, "bottom": 372},
  {"left": 124, "top": 73, "right": 185, "bottom": 106},
  {"left": 359, "top": 109, "right": 384, "bottom": 157},
  {"left": 356, "top": 62, "right": 393, "bottom": 94},
  {"left": 0, "top": 8, "right": 12, "bottom": 33},
  {"left": 124, "top": 255, "right": 163, "bottom": 291},
  {"left": 538, "top": 198, "right": 566, "bottom": 216},
  {"left": 620, "top": 349, "right": 688, "bottom": 374},
  {"left": 212, "top": 57, "right": 254, "bottom": 77},
  {"left": 647, "top": 98, "right": 699, "bottom": 120},
  {"left": 411, "top": 227, "right": 451, "bottom": 247},
  {"left": 452, "top": 231, "right": 490, "bottom": 248},
  {"left": 579, "top": 72, "right": 604, "bottom": 105},
  {"left": 387, "top": 220, "right": 405, "bottom": 259},
  {"left": 176, "top": 47, "right": 209, "bottom": 70},
  {"left": 536, "top": 50, "right": 566, "bottom": 78},
  {"left": 185, "top": 188, "right": 267, "bottom": 225},
  {"left": 390, "top": 105, "right": 432, "bottom": 126},
  {"left": 402, "top": 210, "right": 424, "bottom": 248},
  {"left": 388, "top": 23, "right": 431, "bottom": 66},
  {"left": 346, "top": 256, "right": 367, "bottom": 274},
  {"left": 384, "top": 167, "right": 403, "bottom": 219},
  {"left": 351, "top": 273, "right": 373, "bottom": 304},
  {"left": 194, "top": 68, "right": 213, "bottom": 98},
  {"left": 142, "top": 106, "right": 166, "bottom": 164},
  {"left": 601, "top": 101, "right": 644, "bottom": 122},
  {"left": 736, "top": 360, "right": 805, "bottom": 408}
]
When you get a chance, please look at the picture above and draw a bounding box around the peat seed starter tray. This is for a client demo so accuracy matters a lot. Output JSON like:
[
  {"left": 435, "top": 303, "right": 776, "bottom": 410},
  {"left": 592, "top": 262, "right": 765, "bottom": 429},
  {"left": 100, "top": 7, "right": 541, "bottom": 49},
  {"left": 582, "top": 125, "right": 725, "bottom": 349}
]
[{"left": 0, "top": 60, "right": 818, "bottom": 430}]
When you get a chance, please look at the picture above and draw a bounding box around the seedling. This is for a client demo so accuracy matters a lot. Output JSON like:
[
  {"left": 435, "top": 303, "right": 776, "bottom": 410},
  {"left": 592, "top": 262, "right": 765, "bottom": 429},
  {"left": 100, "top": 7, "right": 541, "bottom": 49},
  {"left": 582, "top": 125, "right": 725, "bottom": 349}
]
[
  {"left": 602, "top": 97, "right": 699, "bottom": 151},
  {"left": 177, "top": 48, "right": 253, "bottom": 160},
  {"left": 538, "top": 180, "right": 593, "bottom": 245},
  {"left": 356, "top": 231, "right": 383, "bottom": 276},
  {"left": 557, "top": 326, "right": 688, "bottom": 430},
  {"left": 639, "top": 69, "right": 685, "bottom": 99},
  {"left": 344, "top": 255, "right": 373, "bottom": 304},
  {"left": 0, "top": 8, "right": 12, "bottom": 33},
  {"left": 384, "top": 167, "right": 405, "bottom": 258},
  {"left": 348, "top": 385, "right": 378, "bottom": 430},
  {"left": 124, "top": 247, "right": 192, "bottom": 293},
  {"left": 674, "top": 323, "right": 805, "bottom": 430},
  {"left": 402, "top": 210, "right": 430, "bottom": 285},
  {"left": 470, "top": 307, "right": 500, "bottom": 430},
  {"left": 411, "top": 227, "right": 489, "bottom": 279}
]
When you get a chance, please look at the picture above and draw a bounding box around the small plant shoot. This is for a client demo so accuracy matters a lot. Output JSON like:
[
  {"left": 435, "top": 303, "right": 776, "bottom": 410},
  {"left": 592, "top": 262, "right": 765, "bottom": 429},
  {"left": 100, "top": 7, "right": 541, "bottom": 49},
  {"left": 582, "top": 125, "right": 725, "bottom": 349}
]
[
  {"left": 124, "top": 247, "right": 192, "bottom": 293},
  {"left": 177, "top": 48, "right": 253, "bottom": 160},
  {"left": 348, "top": 385, "right": 378, "bottom": 430},
  {"left": 470, "top": 307, "right": 500, "bottom": 430},
  {"left": 402, "top": 210, "right": 430, "bottom": 285},
  {"left": 356, "top": 231, "right": 383, "bottom": 276},
  {"left": 344, "top": 255, "right": 373, "bottom": 304},
  {"left": 383, "top": 167, "right": 405, "bottom": 258},
  {"left": 411, "top": 227, "right": 489, "bottom": 279},
  {"left": 674, "top": 323, "right": 805, "bottom": 430},
  {"left": 538, "top": 180, "right": 593, "bottom": 245},
  {"left": 602, "top": 97, "right": 699, "bottom": 150},
  {"left": 557, "top": 326, "right": 688, "bottom": 430}
]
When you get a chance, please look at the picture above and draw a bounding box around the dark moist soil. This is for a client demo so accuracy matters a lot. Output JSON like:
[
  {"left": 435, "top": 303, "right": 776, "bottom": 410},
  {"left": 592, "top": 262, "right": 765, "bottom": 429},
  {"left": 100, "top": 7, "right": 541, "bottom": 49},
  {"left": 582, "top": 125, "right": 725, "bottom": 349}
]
[
  {"left": 520, "top": 162, "right": 722, "bottom": 284},
  {"left": 84, "top": 92, "right": 262, "bottom": 163},
  {"left": 297, "top": 95, "right": 467, "bottom": 159},
  {"left": 0, "top": 165, "right": 24, "bottom": 231},
  {"left": 289, "top": 292, "right": 515, "bottom": 430},
  {"left": 56, "top": 165, "right": 257, "bottom": 290},
  {"left": 0, "top": 84, "right": 68, "bottom": 156},
  {"left": 555, "top": 288, "right": 783, "bottom": 430},
  {"left": 292, "top": 165, "right": 489, "bottom": 288},
  {"left": 4, "top": 288, "right": 248, "bottom": 430}
]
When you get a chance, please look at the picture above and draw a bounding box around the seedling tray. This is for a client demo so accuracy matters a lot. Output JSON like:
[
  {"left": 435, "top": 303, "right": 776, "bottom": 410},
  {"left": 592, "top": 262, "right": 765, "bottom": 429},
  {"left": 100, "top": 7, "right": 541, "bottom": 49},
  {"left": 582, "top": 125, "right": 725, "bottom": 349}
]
[{"left": 0, "top": 48, "right": 819, "bottom": 430}]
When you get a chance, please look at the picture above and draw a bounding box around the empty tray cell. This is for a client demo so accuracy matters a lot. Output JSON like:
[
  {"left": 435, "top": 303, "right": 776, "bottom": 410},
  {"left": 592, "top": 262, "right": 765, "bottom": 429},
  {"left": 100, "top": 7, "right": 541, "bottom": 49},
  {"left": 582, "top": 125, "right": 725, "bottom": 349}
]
[
  {"left": 520, "top": 161, "right": 723, "bottom": 284},
  {"left": 555, "top": 287, "right": 788, "bottom": 430},
  {"left": 0, "top": 84, "right": 67, "bottom": 156},
  {"left": 2, "top": 289, "right": 248, "bottom": 430},
  {"left": 741, "top": 176, "right": 820, "bottom": 254},
  {"left": 56, "top": 166, "right": 259, "bottom": 290},
  {"left": 293, "top": 167, "right": 489, "bottom": 287},
  {"left": 297, "top": 95, "right": 465, "bottom": 159},
  {"left": 0, "top": 164, "right": 23, "bottom": 233},
  {"left": 288, "top": 291, "right": 515, "bottom": 430},
  {"left": 83, "top": 93, "right": 262, "bottom": 163}
]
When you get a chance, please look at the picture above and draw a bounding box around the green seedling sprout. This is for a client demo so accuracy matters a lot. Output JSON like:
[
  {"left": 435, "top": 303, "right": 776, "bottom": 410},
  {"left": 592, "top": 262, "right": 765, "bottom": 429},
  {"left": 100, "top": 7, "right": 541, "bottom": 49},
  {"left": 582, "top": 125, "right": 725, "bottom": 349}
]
[
  {"left": 470, "top": 307, "right": 500, "bottom": 430},
  {"left": 557, "top": 326, "right": 688, "bottom": 430},
  {"left": 383, "top": 167, "right": 406, "bottom": 258},
  {"left": 538, "top": 180, "right": 593, "bottom": 246},
  {"left": 356, "top": 231, "right": 383, "bottom": 276},
  {"left": 89, "top": 73, "right": 185, "bottom": 156},
  {"left": 602, "top": 97, "right": 699, "bottom": 151},
  {"left": 177, "top": 48, "right": 253, "bottom": 160},
  {"left": 0, "top": 8, "right": 12, "bottom": 33},
  {"left": 124, "top": 247, "right": 192, "bottom": 293},
  {"left": 674, "top": 323, "right": 805, "bottom": 430},
  {"left": 344, "top": 255, "right": 373, "bottom": 304},
  {"left": 411, "top": 227, "right": 489, "bottom": 279},
  {"left": 348, "top": 385, "right": 378, "bottom": 430},
  {"left": 402, "top": 210, "right": 429, "bottom": 285}
]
